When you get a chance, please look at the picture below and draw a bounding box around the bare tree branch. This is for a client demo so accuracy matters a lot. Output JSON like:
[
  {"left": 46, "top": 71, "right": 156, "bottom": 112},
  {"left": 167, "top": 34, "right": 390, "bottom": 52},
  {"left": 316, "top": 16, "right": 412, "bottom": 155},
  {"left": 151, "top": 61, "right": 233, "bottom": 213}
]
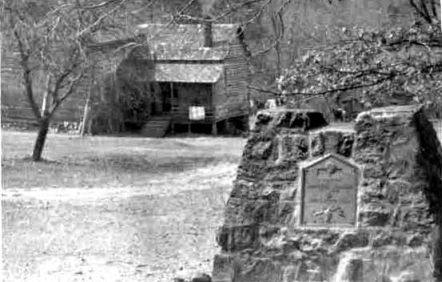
[
  {"left": 410, "top": 0, "right": 434, "bottom": 23},
  {"left": 76, "top": 0, "right": 128, "bottom": 38},
  {"left": 7, "top": 8, "right": 42, "bottom": 120},
  {"left": 82, "top": 0, "right": 123, "bottom": 10},
  {"left": 49, "top": 71, "right": 87, "bottom": 117},
  {"left": 51, "top": 49, "right": 82, "bottom": 100},
  {"left": 247, "top": 84, "right": 279, "bottom": 95}
]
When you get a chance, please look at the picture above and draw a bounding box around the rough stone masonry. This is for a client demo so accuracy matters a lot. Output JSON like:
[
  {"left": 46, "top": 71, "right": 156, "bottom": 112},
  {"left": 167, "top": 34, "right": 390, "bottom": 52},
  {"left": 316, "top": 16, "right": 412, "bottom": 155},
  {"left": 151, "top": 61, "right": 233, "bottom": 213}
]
[{"left": 212, "top": 105, "right": 442, "bottom": 282}]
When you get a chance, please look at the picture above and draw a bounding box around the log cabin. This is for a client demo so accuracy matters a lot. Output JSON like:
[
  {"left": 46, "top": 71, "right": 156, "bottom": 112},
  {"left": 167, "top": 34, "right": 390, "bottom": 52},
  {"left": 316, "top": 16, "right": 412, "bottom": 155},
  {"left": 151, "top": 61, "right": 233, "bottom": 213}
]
[
  {"left": 137, "top": 22, "right": 251, "bottom": 135},
  {"left": 1, "top": 22, "right": 251, "bottom": 136}
]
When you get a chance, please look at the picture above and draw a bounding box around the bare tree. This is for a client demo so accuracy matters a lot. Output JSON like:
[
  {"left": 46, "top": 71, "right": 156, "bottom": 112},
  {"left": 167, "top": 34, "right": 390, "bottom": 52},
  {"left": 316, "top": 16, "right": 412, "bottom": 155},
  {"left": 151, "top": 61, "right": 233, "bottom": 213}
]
[{"left": 2, "top": 0, "right": 133, "bottom": 161}]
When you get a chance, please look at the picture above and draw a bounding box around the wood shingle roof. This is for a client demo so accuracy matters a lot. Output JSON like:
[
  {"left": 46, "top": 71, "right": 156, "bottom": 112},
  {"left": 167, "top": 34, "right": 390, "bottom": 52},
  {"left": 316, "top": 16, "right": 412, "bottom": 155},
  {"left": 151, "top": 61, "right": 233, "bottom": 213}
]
[
  {"left": 154, "top": 63, "right": 223, "bottom": 83},
  {"left": 136, "top": 23, "right": 240, "bottom": 61}
]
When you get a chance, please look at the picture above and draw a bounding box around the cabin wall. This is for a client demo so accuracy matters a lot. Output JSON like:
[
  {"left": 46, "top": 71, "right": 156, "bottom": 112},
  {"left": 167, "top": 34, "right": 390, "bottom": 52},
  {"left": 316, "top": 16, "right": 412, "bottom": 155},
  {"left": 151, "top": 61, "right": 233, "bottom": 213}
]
[{"left": 214, "top": 41, "right": 249, "bottom": 121}]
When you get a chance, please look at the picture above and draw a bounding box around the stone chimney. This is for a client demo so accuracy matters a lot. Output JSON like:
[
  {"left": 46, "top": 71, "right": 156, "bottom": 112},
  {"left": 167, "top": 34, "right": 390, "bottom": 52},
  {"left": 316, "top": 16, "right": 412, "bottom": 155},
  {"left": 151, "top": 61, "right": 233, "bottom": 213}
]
[{"left": 203, "top": 16, "right": 213, "bottom": 48}]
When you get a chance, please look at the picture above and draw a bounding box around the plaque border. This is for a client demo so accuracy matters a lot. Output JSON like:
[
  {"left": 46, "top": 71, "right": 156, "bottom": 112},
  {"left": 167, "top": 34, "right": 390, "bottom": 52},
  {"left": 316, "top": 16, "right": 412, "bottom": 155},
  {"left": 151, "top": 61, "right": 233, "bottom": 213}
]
[{"left": 299, "top": 153, "right": 360, "bottom": 227}]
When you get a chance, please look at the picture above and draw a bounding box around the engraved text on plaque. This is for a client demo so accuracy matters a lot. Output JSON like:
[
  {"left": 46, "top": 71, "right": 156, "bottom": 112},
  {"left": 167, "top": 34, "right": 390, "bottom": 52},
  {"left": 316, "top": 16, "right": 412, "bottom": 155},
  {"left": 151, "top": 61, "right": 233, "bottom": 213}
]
[{"left": 301, "top": 154, "right": 359, "bottom": 226}]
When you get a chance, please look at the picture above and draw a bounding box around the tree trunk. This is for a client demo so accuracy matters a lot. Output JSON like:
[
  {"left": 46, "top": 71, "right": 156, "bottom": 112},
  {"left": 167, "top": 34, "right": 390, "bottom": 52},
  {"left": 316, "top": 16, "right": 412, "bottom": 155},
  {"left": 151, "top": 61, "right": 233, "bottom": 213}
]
[
  {"left": 80, "top": 90, "right": 91, "bottom": 136},
  {"left": 41, "top": 74, "right": 51, "bottom": 114},
  {"left": 32, "top": 117, "right": 50, "bottom": 161}
]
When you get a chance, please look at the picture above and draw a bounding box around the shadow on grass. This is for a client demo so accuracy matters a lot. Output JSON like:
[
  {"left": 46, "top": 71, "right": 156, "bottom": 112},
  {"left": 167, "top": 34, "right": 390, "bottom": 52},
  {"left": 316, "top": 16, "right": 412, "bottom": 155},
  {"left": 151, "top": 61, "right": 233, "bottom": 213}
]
[
  {"left": 4, "top": 153, "right": 238, "bottom": 174},
  {"left": 2, "top": 153, "right": 238, "bottom": 188},
  {"left": 83, "top": 154, "right": 232, "bottom": 173},
  {"left": 21, "top": 156, "right": 74, "bottom": 165},
  {"left": 7, "top": 156, "right": 89, "bottom": 167}
]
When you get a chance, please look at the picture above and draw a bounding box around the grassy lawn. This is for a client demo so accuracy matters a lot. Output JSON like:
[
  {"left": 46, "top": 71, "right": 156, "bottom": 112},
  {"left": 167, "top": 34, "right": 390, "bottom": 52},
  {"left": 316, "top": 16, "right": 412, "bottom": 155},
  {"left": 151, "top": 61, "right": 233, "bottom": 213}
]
[
  {"left": 2, "top": 131, "right": 244, "bottom": 189},
  {"left": 2, "top": 130, "right": 245, "bottom": 282}
]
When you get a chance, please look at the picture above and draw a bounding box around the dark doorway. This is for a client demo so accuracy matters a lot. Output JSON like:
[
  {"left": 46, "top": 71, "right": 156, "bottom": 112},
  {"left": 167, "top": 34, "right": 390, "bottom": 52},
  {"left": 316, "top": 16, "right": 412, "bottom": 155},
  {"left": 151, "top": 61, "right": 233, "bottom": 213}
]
[
  {"left": 159, "top": 83, "right": 172, "bottom": 113},
  {"left": 158, "top": 82, "right": 179, "bottom": 114}
]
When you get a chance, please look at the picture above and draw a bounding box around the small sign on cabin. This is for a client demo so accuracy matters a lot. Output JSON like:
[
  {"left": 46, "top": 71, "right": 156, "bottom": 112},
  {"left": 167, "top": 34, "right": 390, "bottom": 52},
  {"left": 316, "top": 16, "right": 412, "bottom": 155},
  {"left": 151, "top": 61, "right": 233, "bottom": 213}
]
[
  {"left": 189, "top": 106, "right": 205, "bottom": 120},
  {"left": 301, "top": 154, "right": 359, "bottom": 227},
  {"left": 265, "top": 99, "right": 277, "bottom": 109}
]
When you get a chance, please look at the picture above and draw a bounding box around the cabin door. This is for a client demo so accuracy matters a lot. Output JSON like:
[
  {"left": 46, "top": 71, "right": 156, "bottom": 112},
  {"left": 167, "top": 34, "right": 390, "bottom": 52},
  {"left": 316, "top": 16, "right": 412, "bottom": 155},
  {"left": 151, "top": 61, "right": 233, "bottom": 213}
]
[{"left": 158, "top": 83, "right": 172, "bottom": 113}]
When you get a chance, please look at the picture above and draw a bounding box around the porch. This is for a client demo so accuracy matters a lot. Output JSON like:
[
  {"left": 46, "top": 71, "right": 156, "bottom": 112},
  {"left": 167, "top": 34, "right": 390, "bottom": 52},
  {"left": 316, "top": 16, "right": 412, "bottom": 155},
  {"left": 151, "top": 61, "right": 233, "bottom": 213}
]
[{"left": 152, "top": 82, "right": 217, "bottom": 134}]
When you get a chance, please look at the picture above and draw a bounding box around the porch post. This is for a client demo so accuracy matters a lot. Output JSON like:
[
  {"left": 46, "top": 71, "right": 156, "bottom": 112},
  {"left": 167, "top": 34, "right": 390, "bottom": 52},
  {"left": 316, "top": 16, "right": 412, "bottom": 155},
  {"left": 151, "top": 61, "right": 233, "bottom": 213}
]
[
  {"left": 210, "top": 84, "right": 217, "bottom": 135},
  {"left": 212, "top": 121, "right": 217, "bottom": 135},
  {"left": 170, "top": 82, "right": 174, "bottom": 113},
  {"left": 170, "top": 82, "right": 174, "bottom": 133}
]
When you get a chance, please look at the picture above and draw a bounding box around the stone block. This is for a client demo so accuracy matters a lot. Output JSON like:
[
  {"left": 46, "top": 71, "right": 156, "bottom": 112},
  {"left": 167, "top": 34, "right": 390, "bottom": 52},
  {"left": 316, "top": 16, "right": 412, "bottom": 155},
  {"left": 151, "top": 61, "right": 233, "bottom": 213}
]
[
  {"left": 330, "top": 231, "right": 369, "bottom": 253},
  {"left": 311, "top": 131, "right": 355, "bottom": 158},
  {"left": 216, "top": 224, "right": 259, "bottom": 252},
  {"left": 399, "top": 208, "right": 433, "bottom": 231},
  {"left": 322, "top": 131, "right": 341, "bottom": 155},
  {"left": 253, "top": 108, "right": 327, "bottom": 132},
  {"left": 334, "top": 253, "right": 363, "bottom": 282},
  {"left": 243, "top": 137, "right": 276, "bottom": 161},
  {"left": 264, "top": 161, "right": 299, "bottom": 181},
  {"left": 359, "top": 209, "right": 391, "bottom": 227},
  {"left": 277, "top": 134, "right": 309, "bottom": 161},
  {"left": 310, "top": 133, "right": 325, "bottom": 157},
  {"left": 212, "top": 254, "right": 234, "bottom": 282},
  {"left": 250, "top": 140, "right": 274, "bottom": 160},
  {"left": 363, "top": 163, "right": 385, "bottom": 179},
  {"left": 406, "top": 234, "right": 425, "bottom": 247},
  {"left": 236, "top": 161, "right": 268, "bottom": 180},
  {"left": 191, "top": 273, "right": 212, "bottom": 282},
  {"left": 232, "top": 258, "right": 282, "bottom": 282},
  {"left": 338, "top": 132, "right": 355, "bottom": 157},
  {"left": 371, "top": 232, "right": 395, "bottom": 248},
  {"left": 277, "top": 201, "right": 297, "bottom": 225}
]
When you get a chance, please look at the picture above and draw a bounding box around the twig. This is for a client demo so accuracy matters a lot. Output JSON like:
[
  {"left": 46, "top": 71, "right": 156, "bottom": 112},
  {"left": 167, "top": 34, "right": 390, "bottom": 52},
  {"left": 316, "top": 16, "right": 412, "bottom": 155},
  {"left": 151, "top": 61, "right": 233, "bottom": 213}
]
[
  {"left": 49, "top": 71, "right": 86, "bottom": 117},
  {"left": 76, "top": 0, "right": 128, "bottom": 38},
  {"left": 82, "top": 0, "right": 122, "bottom": 10}
]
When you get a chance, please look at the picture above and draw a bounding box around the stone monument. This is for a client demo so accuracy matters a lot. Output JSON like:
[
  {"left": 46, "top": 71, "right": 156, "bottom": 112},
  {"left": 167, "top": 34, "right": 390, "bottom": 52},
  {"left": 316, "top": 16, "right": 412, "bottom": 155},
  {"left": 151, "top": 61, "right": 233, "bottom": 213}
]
[{"left": 212, "top": 105, "right": 442, "bottom": 282}]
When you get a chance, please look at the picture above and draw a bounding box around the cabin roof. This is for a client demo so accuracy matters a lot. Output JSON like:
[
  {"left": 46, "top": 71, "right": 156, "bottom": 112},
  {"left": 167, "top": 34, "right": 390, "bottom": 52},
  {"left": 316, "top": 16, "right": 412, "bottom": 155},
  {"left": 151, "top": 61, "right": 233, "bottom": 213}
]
[
  {"left": 90, "top": 23, "right": 243, "bottom": 83},
  {"left": 136, "top": 23, "right": 240, "bottom": 61},
  {"left": 154, "top": 63, "right": 223, "bottom": 83}
]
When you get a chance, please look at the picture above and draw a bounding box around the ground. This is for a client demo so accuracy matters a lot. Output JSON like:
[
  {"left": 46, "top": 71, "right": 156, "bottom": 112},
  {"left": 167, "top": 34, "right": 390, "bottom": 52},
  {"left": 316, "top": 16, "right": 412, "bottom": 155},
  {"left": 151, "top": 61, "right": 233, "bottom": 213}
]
[
  {"left": 2, "top": 121, "right": 441, "bottom": 282},
  {"left": 2, "top": 131, "right": 245, "bottom": 282}
]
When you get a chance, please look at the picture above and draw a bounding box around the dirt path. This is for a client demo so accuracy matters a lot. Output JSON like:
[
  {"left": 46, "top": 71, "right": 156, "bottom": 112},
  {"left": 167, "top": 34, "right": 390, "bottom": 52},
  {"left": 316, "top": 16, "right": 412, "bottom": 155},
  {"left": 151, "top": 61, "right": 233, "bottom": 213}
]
[{"left": 2, "top": 164, "right": 236, "bottom": 282}]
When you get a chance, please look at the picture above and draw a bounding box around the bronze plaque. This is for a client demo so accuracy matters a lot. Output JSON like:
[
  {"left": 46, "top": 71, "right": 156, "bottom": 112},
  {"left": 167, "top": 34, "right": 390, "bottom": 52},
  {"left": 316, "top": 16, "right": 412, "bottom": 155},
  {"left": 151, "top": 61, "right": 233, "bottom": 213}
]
[{"left": 301, "top": 154, "right": 359, "bottom": 226}]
